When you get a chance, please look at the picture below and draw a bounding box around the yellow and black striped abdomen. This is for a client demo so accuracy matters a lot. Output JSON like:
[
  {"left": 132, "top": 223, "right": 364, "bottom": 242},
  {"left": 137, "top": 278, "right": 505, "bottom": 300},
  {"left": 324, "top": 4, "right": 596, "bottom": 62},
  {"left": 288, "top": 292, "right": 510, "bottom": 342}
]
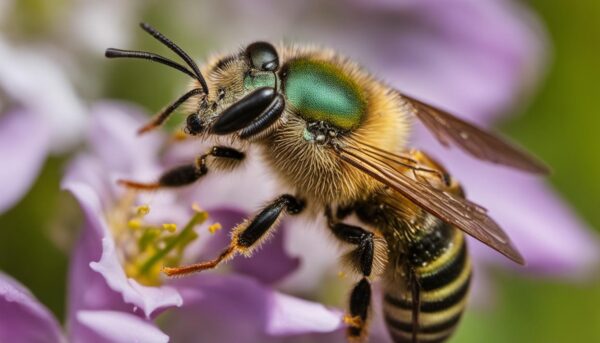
[{"left": 383, "top": 224, "right": 471, "bottom": 343}]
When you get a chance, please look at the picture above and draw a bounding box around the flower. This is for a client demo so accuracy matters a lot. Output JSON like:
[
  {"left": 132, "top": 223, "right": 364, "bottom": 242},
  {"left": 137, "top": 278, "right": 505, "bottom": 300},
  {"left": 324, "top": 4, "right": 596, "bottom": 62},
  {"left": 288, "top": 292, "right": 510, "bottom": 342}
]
[
  {"left": 2, "top": 0, "right": 598, "bottom": 342},
  {"left": 0, "top": 37, "right": 86, "bottom": 213},
  {"left": 0, "top": 0, "right": 142, "bottom": 214},
  {"left": 60, "top": 102, "right": 342, "bottom": 342},
  {"left": 0, "top": 272, "right": 65, "bottom": 343}
]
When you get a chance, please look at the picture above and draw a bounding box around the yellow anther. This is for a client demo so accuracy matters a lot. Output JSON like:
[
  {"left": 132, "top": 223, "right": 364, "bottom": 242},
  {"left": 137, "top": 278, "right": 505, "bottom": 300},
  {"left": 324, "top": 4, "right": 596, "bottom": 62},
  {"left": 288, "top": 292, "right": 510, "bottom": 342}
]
[
  {"left": 136, "top": 204, "right": 150, "bottom": 216},
  {"left": 162, "top": 223, "right": 177, "bottom": 233},
  {"left": 337, "top": 271, "right": 346, "bottom": 279},
  {"left": 192, "top": 202, "right": 204, "bottom": 213},
  {"left": 208, "top": 223, "right": 222, "bottom": 234},
  {"left": 128, "top": 219, "right": 143, "bottom": 229},
  {"left": 124, "top": 263, "right": 138, "bottom": 278}
]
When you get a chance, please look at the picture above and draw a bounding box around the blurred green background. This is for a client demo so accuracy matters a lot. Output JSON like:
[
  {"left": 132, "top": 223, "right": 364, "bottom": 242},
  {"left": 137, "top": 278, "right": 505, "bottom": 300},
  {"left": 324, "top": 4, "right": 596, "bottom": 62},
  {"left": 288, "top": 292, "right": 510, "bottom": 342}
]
[{"left": 0, "top": 1, "right": 598, "bottom": 342}]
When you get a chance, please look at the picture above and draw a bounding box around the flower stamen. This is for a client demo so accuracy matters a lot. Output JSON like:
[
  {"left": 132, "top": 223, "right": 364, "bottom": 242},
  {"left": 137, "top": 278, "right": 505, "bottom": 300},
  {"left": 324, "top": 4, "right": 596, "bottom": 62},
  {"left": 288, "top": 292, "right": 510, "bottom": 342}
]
[
  {"left": 208, "top": 222, "right": 222, "bottom": 234},
  {"left": 162, "top": 223, "right": 178, "bottom": 233},
  {"left": 137, "top": 209, "right": 208, "bottom": 280}
]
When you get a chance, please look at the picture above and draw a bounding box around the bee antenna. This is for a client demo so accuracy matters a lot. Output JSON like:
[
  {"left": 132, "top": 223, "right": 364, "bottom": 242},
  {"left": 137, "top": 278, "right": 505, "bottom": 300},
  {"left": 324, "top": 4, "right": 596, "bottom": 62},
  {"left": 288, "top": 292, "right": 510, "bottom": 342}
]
[
  {"left": 139, "top": 22, "right": 209, "bottom": 95},
  {"left": 105, "top": 48, "right": 199, "bottom": 81}
]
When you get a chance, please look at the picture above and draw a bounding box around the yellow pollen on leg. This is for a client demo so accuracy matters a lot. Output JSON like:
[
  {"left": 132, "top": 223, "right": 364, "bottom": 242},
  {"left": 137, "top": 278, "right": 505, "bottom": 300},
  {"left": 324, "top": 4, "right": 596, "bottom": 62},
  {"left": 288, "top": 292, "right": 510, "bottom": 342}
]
[
  {"left": 343, "top": 315, "right": 363, "bottom": 328},
  {"left": 173, "top": 130, "right": 189, "bottom": 141}
]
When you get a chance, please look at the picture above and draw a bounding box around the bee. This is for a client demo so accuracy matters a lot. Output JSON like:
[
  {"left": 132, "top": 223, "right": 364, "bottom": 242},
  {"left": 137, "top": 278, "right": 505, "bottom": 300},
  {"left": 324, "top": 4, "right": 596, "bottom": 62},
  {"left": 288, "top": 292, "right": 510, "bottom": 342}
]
[{"left": 106, "top": 23, "right": 549, "bottom": 343}]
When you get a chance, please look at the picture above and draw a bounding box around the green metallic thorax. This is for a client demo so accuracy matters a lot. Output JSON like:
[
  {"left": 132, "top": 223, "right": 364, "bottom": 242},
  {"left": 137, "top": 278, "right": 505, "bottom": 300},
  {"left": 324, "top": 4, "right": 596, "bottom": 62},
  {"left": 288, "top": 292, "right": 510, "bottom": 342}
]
[{"left": 282, "top": 58, "right": 366, "bottom": 130}]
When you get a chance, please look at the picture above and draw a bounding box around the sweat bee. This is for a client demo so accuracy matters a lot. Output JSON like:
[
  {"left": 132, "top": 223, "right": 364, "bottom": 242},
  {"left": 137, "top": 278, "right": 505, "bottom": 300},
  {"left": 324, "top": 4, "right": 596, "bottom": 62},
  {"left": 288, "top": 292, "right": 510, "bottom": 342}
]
[{"left": 106, "top": 23, "right": 549, "bottom": 343}]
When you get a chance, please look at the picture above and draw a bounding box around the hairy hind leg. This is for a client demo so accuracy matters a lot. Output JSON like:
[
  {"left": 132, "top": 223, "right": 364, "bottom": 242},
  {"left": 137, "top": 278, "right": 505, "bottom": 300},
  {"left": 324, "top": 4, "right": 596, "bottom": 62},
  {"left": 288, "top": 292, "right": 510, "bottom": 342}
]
[{"left": 163, "top": 194, "right": 304, "bottom": 276}]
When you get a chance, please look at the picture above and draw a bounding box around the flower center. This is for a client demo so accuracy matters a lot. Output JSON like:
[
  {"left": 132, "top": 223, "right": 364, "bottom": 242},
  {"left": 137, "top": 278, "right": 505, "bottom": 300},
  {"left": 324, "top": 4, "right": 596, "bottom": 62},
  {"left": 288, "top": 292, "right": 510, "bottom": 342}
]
[{"left": 106, "top": 192, "right": 208, "bottom": 286}]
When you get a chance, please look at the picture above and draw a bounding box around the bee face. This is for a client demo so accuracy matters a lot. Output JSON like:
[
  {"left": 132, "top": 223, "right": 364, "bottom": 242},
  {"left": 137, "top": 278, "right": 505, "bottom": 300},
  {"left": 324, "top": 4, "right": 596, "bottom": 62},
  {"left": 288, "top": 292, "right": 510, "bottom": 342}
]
[
  {"left": 188, "top": 42, "right": 379, "bottom": 145},
  {"left": 185, "top": 42, "right": 283, "bottom": 136}
]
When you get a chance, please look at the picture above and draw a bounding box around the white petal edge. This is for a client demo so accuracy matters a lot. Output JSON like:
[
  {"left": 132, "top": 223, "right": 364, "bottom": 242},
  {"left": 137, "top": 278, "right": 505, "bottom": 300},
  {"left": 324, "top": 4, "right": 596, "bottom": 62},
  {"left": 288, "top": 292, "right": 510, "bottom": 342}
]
[
  {"left": 89, "top": 238, "right": 183, "bottom": 318},
  {"left": 266, "top": 291, "right": 343, "bottom": 336},
  {"left": 76, "top": 310, "right": 169, "bottom": 343}
]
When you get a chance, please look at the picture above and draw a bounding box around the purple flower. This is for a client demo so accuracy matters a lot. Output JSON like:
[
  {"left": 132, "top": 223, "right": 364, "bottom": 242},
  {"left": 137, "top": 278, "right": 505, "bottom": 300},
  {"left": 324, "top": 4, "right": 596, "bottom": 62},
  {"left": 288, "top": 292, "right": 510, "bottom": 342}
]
[
  {"left": 2, "top": 0, "right": 598, "bottom": 342},
  {"left": 59, "top": 102, "right": 343, "bottom": 342},
  {"left": 0, "top": 273, "right": 65, "bottom": 343},
  {"left": 0, "top": 109, "right": 49, "bottom": 213},
  {"left": 0, "top": 37, "right": 86, "bottom": 213}
]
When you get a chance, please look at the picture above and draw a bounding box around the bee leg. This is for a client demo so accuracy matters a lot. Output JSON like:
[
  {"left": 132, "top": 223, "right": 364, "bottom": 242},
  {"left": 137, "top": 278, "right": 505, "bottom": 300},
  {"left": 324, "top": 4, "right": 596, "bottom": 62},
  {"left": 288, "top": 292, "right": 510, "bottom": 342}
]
[
  {"left": 346, "top": 278, "right": 372, "bottom": 342},
  {"left": 327, "top": 210, "right": 384, "bottom": 341},
  {"left": 163, "top": 194, "right": 304, "bottom": 277},
  {"left": 118, "top": 146, "right": 244, "bottom": 190},
  {"left": 331, "top": 222, "right": 375, "bottom": 341}
]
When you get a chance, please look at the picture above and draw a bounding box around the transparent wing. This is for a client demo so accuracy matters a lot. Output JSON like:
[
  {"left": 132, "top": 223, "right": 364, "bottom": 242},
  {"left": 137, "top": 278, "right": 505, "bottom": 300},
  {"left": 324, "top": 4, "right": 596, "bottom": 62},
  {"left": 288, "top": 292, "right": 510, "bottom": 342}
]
[
  {"left": 402, "top": 94, "right": 550, "bottom": 175},
  {"left": 338, "top": 147, "right": 525, "bottom": 265}
]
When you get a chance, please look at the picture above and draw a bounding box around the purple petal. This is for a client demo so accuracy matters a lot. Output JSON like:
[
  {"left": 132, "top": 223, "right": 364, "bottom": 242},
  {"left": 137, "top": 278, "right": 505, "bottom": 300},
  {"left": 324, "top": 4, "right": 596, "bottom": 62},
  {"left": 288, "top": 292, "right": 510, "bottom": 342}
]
[
  {"left": 221, "top": 0, "right": 545, "bottom": 124},
  {"left": 0, "top": 109, "right": 49, "bottom": 213},
  {"left": 63, "top": 181, "right": 182, "bottom": 323},
  {"left": 161, "top": 274, "right": 342, "bottom": 343},
  {"left": 266, "top": 291, "right": 343, "bottom": 336},
  {"left": 415, "top": 131, "right": 600, "bottom": 277},
  {"left": 66, "top": 193, "right": 133, "bottom": 342},
  {"left": 87, "top": 101, "right": 163, "bottom": 174},
  {"left": 347, "top": 0, "right": 547, "bottom": 124},
  {"left": 279, "top": 218, "right": 341, "bottom": 293},
  {"left": 62, "top": 101, "right": 166, "bottom": 210},
  {"left": 0, "top": 37, "right": 86, "bottom": 152},
  {"left": 76, "top": 310, "right": 168, "bottom": 343},
  {"left": 0, "top": 272, "right": 65, "bottom": 343},
  {"left": 89, "top": 237, "right": 183, "bottom": 318},
  {"left": 197, "top": 208, "right": 300, "bottom": 285},
  {"left": 169, "top": 144, "right": 279, "bottom": 214}
]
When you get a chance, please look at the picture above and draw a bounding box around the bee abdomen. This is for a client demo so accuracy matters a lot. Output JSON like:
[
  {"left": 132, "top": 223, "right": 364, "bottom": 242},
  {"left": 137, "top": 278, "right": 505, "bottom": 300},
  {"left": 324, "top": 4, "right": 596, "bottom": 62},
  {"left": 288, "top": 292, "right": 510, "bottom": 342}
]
[{"left": 383, "top": 227, "right": 471, "bottom": 343}]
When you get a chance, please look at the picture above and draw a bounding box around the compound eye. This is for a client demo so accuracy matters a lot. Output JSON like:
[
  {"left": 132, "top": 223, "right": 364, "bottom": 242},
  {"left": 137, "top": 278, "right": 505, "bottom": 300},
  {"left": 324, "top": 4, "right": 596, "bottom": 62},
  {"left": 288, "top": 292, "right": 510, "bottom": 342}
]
[{"left": 246, "top": 41, "right": 279, "bottom": 71}]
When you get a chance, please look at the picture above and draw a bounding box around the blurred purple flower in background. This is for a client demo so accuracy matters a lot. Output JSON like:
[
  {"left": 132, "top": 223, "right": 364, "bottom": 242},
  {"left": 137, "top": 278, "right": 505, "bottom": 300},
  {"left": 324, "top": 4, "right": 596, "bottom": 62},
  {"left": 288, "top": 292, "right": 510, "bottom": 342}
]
[
  {"left": 0, "top": 273, "right": 65, "bottom": 343},
  {"left": 0, "top": 0, "right": 141, "bottom": 214},
  {"left": 0, "top": 37, "right": 86, "bottom": 213}
]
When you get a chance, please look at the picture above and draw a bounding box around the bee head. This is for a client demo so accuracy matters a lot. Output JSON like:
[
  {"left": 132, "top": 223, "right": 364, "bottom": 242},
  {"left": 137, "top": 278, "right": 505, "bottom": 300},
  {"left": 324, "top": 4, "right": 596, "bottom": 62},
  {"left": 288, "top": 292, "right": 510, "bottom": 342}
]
[{"left": 187, "top": 41, "right": 284, "bottom": 138}]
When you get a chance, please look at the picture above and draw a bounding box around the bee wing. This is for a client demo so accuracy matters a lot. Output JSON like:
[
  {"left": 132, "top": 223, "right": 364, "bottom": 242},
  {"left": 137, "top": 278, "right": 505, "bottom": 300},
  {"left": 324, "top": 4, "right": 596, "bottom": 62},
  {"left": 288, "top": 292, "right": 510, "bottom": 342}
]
[
  {"left": 338, "top": 148, "right": 525, "bottom": 265},
  {"left": 401, "top": 94, "right": 550, "bottom": 175}
]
